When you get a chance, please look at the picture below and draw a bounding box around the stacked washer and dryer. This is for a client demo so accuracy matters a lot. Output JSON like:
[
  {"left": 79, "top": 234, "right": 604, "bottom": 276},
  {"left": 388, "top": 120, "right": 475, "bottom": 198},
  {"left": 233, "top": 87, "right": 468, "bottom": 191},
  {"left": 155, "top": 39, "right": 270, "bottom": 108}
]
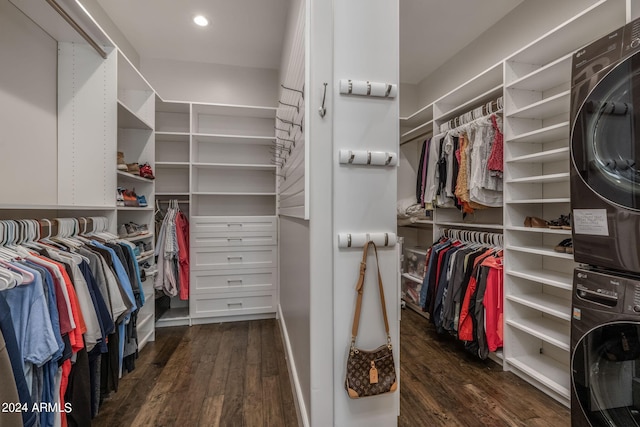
[{"left": 570, "top": 17, "right": 640, "bottom": 426}]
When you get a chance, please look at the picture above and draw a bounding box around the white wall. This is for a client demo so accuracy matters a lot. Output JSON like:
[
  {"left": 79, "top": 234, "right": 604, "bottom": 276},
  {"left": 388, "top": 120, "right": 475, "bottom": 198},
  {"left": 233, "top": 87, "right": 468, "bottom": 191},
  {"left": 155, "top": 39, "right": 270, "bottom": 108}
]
[
  {"left": 141, "top": 58, "right": 279, "bottom": 107},
  {"left": 278, "top": 216, "right": 310, "bottom": 423},
  {"left": 416, "top": 0, "right": 602, "bottom": 106},
  {"left": 78, "top": 0, "right": 141, "bottom": 67},
  {"left": 399, "top": 82, "right": 418, "bottom": 118},
  {"left": 0, "top": 0, "right": 58, "bottom": 206}
]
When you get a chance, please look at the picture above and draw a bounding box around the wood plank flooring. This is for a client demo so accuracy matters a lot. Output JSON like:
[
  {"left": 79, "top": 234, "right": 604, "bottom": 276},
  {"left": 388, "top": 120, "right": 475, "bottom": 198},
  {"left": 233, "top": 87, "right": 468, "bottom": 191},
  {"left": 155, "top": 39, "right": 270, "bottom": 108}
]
[
  {"left": 94, "top": 310, "right": 570, "bottom": 427},
  {"left": 399, "top": 307, "right": 570, "bottom": 426},
  {"left": 93, "top": 320, "right": 298, "bottom": 427}
]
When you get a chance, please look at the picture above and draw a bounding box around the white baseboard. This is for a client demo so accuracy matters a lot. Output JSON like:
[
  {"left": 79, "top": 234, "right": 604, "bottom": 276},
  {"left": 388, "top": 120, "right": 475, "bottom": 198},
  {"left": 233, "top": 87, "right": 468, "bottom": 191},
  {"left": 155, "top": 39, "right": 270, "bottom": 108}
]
[{"left": 277, "top": 304, "right": 310, "bottom": 427}]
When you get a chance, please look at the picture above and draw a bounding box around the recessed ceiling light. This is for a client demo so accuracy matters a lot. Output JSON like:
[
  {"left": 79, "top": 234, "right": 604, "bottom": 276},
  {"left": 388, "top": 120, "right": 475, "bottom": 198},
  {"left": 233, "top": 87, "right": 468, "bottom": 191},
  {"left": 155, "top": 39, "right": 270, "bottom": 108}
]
[{"left": 193, "top": 15, "right": 209, "bottom": 27}]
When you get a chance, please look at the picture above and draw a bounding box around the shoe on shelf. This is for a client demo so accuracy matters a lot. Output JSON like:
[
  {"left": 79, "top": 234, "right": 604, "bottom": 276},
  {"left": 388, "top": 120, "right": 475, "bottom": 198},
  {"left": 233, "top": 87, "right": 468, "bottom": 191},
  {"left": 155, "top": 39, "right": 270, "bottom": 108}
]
[
  {"left": 118, "top": 224, "right": 128, "bottom": 238},
  {"left": 116, "top": 187, "right": 125, "bottom": 207},
  {"left": 127, "top": 163, "right": 140, "bottom": 174},
  {"left": 117, "top": 152, "right": 128, "bottom": 171},
  {"left": 137, "top": 195, "right": 148, "bottom": 207},
  {"left": 125, "top": 222, "right": 149, "bottom": 236},
  {"left": 524, "top": 216, "right": 549, "bottom": 228},
  {"left": 123, "top": 188, "right": 139, "bottom": 207},
  {"left": 139, "top": 163, "right": 155, "bottom": 180},
  {"left": 549, "top": 214, "right": 571, "bottom": 230},
  {"left": 554, "top": 238, "right": 572, "bottom": 253}
]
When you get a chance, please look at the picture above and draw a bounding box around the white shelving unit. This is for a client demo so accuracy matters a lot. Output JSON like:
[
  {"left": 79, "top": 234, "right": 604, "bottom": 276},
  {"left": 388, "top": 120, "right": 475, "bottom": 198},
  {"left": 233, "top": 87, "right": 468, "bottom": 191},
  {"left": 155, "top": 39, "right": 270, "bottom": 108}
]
[
  {"left": 116, "top": 51, "right": 156, "bottom": 349},
  {"left": 154, "top": 98, "right": 278, "bottom": 326},
  {"left": 500, "top": 0, "right": 625, "bottom": 406},
  {"left": 398, "top": 0, "right": 626, "bottom": 407}
]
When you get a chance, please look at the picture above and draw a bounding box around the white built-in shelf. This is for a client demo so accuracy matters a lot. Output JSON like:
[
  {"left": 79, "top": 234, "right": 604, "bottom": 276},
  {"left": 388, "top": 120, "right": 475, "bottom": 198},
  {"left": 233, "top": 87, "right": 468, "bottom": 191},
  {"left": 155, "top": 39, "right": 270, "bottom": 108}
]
[
  {"left": 137, "top": 253, "right": 154, "bottom": 264},
  {"left": 506, "top": 54, "right": 572, "bottom": 91},
  {"left": 435, "top": 221, "right": 503, "bottom": 231},
  {"left": 0, "top": 204, "right": 115, "bottom": 210},
  {"left": 508, "top": 147, "right": 569, "bottom": 164},
  {"left": 143, "top": 288, "right": 155, "bottom": 301},
  {"left": 434, "top": 63, "right": 503, "bottom": 118},
  {"left": 506, "top": 225, "right": 571, "bottom": 235},
  {"left": 507, "top": 172, "right": 569, "bottom": 184},
  {"left": 400, "top": 103, "right": 434, "bottom": 128},
  {"left": 192, "top": 103, "right": 277, "bottom": 119},
  {"left": 137, "top": 311, "right": 155, "bottom": 331},
  {"left": 507, "top": 91, "right": 570, "bottom": 120},
  {"left": 506, "top": 317, "right": 570, "bottom": 352},
  {"left": 123, "top": 233, "right": 154, "bottom": 243},
  {"left": 400, "top": 120, "right": 434, "bottom": 145},
  {"left": 436, "top": 84, "right": 503, "bottom": 123},
  {"left": 402, "top": 273, "right": 424, "bottom": 284},
  {"left": 117, "top": 170, "right": 155, "bottom": 183},
  {"left": 506, "top": 198, "right": 571, "bottom": 205},
  {"left": 156, "top": 131, "right": 190, "bottom": 138},
  {"left": 506, "top": 268, "right": 573, "bottom": 290},
  {"left": 506, "top": 294, "right": 571, "bottom": 321},
  {"left": 192, "top": 192, "right": 278, "bottom": 196},
  {"left": 156, "top": 307, "right": 190, "bottom": 323},
  {"left": 507, "top": 122, "right": 569, "bottom": 144},
  {"left": 506, "top": 355, "right": 570, "bottom": 399},
  {"left": 156, "top": 98, "right": 190, "bottom": 114},
  {"left": 192, "top": 134, "right": 276, "bottom": 145},
  {"left": 138, "top": 329, "right": 155, "bottom": 350},
  {"left": 506, "top": 244, "right": 574, "bottom": 260},
  {"left": 155, "top": 162, "right": 190, "bottom": 168},
  {"left": 117, "top": 206, "right": 154, "bottom": 211},
  {"left": 192, "top": 163, "right": 276, "bottom": 171},
  {"left": 118, "top": 101, "right": 153, "bottom": 130},
  {"left": 156, "top": 192, "right": 190, "bottom": 196}
]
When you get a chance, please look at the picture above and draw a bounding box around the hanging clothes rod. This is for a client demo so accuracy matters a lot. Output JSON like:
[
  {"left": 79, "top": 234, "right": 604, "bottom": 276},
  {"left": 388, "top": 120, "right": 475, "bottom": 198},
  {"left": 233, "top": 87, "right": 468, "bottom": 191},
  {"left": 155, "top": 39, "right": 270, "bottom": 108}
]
[
  {"left": 441, "top": 228, "right": 503, "bottom": 246},
  {"left": 439, "top": 96, "right": 503, "bottom": 133},
  {"left": 45, "top": 0, "right": 108, "bottom": 59}
]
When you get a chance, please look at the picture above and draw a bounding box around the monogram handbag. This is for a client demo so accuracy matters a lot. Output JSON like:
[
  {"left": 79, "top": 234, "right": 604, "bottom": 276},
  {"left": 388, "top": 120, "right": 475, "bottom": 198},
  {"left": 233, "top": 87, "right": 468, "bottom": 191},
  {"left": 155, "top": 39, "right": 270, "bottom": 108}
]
[{"left": 345, "top": 241, "right": 397, "bottom": 399}]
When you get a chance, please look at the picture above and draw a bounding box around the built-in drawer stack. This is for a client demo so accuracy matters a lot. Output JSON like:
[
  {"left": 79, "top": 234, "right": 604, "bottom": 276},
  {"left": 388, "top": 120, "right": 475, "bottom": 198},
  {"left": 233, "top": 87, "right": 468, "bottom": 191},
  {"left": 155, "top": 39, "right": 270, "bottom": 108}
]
[{"left": 190, "top": 216, "right": 278, "bottom": 320}]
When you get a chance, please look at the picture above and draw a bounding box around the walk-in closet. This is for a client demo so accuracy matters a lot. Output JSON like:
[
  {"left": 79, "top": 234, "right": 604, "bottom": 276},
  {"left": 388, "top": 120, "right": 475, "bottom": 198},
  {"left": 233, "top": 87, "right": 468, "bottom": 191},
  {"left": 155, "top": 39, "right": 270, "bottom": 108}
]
[{"left": 2, "top": 0, "right": 640, "bottom": 426}]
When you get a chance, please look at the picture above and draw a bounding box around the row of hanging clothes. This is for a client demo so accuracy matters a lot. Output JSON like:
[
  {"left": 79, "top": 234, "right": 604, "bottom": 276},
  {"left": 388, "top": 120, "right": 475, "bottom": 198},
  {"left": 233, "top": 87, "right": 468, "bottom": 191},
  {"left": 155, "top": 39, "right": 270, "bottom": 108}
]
[
  {"left": 154, "top": 200, "right": 189, "bottom": 301},
  {"left": 416, "top": 97, "right": 504, "bottom": 213},
  {"left": 0, "top": 217, "right": 145, "bottom": 427},
  {"left": 419, "top": 228, "right": 504, "bottom": 360}
]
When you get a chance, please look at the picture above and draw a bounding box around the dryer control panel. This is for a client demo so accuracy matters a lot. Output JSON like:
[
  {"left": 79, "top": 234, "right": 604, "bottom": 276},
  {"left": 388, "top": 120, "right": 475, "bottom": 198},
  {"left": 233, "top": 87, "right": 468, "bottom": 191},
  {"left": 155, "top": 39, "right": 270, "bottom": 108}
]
[{"left": 574, "top": 267, "right": 640, "bottom": 315}]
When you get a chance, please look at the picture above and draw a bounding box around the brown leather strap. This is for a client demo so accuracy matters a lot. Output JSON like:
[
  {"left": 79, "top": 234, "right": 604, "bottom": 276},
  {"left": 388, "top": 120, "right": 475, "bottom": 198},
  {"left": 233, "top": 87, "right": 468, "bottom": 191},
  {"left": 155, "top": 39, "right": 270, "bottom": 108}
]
[{"left": 351, "top": 241, "right": 390, "bottom": 343}]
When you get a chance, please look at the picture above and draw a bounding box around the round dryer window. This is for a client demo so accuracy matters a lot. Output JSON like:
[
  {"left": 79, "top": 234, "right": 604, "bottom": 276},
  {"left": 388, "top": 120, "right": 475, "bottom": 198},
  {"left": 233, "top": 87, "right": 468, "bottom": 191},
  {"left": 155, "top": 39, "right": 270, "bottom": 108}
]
[{"left": 572, "top": 53, "right": 640, "bottom": 210}]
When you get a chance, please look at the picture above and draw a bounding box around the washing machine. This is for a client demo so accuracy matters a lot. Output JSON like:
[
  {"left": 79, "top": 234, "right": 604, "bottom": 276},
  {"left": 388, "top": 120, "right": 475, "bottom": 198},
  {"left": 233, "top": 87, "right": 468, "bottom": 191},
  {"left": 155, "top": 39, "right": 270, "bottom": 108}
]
[
  {"left": 571, "top": 267, "right": 640, "bottom": 426},
  {"left": 570, "top": 17, "right": 640, "bottom": 274}
]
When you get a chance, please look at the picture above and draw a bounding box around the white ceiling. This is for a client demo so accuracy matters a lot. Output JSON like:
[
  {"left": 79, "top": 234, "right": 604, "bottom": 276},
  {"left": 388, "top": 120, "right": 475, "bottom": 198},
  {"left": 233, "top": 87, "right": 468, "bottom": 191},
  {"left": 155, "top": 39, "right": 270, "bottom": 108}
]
[
  {"left": 97, "top": 0, "right": 523, "bottom": 83},
  {"left": 96, "top": 0, "right": 290, "bottom": 70}
]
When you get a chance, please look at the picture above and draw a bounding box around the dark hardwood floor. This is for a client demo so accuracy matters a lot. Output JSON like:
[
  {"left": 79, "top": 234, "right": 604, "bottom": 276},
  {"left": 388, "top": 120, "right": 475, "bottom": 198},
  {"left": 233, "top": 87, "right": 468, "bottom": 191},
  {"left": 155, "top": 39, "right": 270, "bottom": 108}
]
[
  {"left": 93, "top": 319, "right": 298, "bottom": 427},
  {"left": 93, "top": 310, "right": 570, "bottom": 426},
  {"left": 399, "top": 307, "right": 570, "bottom": 426}
]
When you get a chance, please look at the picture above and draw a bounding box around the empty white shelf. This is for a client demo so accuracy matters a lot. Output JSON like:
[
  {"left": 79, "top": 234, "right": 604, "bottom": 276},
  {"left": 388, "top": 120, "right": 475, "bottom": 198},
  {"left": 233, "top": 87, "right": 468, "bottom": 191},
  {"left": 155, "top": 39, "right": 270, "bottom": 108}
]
[
  {"left": 434, "top": 221, "right": 503, "bottom": 230},
  {"left": 117, "top": 206, "right": 154, "bottom": 211},
  {"left": 192, "top": 163, "right": 277, "bottom": 170},
  {"left": 506, "top": 199, "right": 571, "bottom": 205},
  {"left": 400, "top": 103, "right": 434, "bottom": 128},
  {"left": 507, "top": 91, "right": 570, "bottom": 120},
  {"left": 506, "top": 54, "right": 572, "bottom": 92},
  {"left": 192, "top": 134, "right": 276, "bottom": 144},
  {"left": 507, "top": 172, "right": 569, "bottom": 184},
  {"left": 508, "top": 147, "right": 569, "bottom": 164},
  {"left": 506, "top": 268, "right": 573, "bottom": 290},
  {"left": 506, "top": 317, "right": 570, "bottom": 351},
  {"left": 402, "top": 273, "right": 424, "bottom": 284},
  {"left": 118, "top": 101, "right": 153, "bottom": 130},
  {"left": 401, "top": 120, "right": 434, "bottom": 145},
  {"left": 506, "top": 354, "right": 570, "bottom": 399},
  {"left": 155, "top": 162, "right": 190, "bottom": 168},
  {"left": 506, "top": 293, "right": 571, "bottom": 321},
  {"left": 507, "top": 122, "right": 569, "bottom": 144},
  {"left": 507, "top": 244, "right": 574, "bottom": 260}
]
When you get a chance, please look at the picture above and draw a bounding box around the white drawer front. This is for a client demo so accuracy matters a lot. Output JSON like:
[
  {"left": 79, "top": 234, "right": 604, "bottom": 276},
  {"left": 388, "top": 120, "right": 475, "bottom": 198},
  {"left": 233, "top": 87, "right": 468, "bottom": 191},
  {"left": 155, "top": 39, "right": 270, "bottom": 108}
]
[
  {"left": 192, "top": 231, "right": 277, "bottom": 247},
  {"left": 191, "top": 291, "right": 277, "bottom": 318},
  {"left": 191, "top": 216, "right": 277, "bottom": 233},
  {"left": 192, "top": 268, "right": 277, "bottom": 294},
  {"left": 192, "top": 246, "right": 277, "bottom": 270}
]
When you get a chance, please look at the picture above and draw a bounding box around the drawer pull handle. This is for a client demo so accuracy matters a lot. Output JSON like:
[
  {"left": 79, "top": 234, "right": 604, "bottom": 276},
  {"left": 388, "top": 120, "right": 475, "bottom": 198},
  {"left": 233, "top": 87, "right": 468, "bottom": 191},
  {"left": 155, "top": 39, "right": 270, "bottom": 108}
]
[
  {"left": 227, "top": 279, "right": 243, "bottom": 285},
  {"left": 227, "top": 256, "right": 243, "bottom": 261},
  {"left": 227, "top": 238, "right": 243, "bottom": 242},
  {"left": 228, "top": 302, "right": 243, "bottom": 308},
  {"left": 228, "top": 223, "right": 243, "bottom": 227}
]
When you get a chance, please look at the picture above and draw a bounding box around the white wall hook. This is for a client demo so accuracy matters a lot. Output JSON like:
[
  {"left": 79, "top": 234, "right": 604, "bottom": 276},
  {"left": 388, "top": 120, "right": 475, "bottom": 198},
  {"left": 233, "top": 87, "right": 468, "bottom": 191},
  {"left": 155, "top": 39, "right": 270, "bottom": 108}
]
[
  {"left": 338, "top": 149, "right": 397, "bottom": 166},
  {"left": 339, "top": 79, "right": 397, "bottom": 98}
]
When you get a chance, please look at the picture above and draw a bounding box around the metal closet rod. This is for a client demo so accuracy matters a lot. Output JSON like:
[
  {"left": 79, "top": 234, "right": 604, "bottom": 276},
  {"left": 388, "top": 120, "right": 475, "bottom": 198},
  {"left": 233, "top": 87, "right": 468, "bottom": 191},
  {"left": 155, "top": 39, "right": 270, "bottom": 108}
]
[{"left": 45, "top": 0, "right": 108, "bottom": 59}]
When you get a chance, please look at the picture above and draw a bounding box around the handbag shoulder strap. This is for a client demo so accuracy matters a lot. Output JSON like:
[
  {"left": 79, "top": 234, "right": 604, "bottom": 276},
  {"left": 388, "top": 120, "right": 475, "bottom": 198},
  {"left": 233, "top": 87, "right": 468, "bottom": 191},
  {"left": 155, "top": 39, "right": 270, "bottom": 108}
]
[{"left": 351, "top": 241, "right": 390, "bottom": 346}]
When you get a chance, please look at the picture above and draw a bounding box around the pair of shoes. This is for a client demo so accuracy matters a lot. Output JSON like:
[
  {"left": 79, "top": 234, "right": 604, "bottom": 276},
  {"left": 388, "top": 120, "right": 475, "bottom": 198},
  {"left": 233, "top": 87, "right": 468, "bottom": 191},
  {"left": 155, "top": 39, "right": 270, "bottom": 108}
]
[
  {"left": 117, "top": 152, "right": 128, "bottom": 171},
  {"left": 549, "top": 214, "right": 571, "bottom": 230},
  {"left": 139, "top": 163, "right": 155, "bottom": 180},
  {"left": 524, "top": 216, "right": 549, "bottom": 228},
  {"left": 122, "top": 188, "right": 139, "bottom": 207},
  {"left": 124, "top": 222, "right": 149, "bottom": 236},
  {"left": 116, "top": 188, "right": 125, "bottom": 207},
  {"left": 554, "top": 238, "right": 574, "bottom": 254},
  {"left": 126, "top": 162, "right": 140, "bottom": 174}
]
